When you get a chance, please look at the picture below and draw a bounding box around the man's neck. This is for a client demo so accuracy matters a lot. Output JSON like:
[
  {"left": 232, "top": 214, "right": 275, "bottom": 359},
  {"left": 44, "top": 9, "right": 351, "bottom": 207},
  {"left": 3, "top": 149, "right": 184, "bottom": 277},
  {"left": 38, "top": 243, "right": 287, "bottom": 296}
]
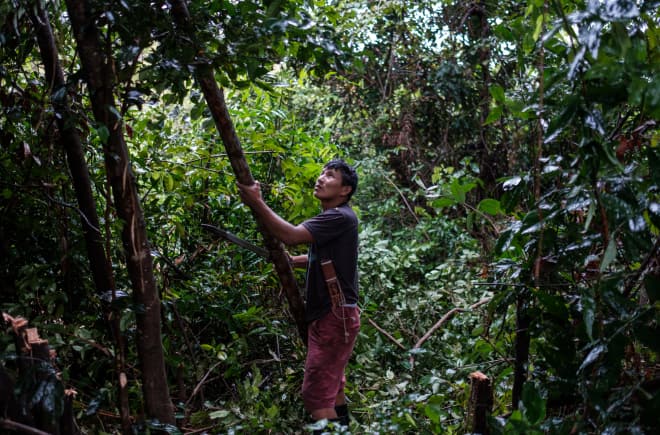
[{"left": 321, "top": 197, "right": 348, "bottom": 210}]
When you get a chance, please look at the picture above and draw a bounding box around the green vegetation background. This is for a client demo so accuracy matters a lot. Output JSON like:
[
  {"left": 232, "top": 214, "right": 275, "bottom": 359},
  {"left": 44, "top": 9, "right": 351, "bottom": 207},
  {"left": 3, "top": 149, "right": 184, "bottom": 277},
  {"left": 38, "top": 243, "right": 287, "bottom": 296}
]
[{"left": 1, "top": 0, "right": 658, "bottom": 433}]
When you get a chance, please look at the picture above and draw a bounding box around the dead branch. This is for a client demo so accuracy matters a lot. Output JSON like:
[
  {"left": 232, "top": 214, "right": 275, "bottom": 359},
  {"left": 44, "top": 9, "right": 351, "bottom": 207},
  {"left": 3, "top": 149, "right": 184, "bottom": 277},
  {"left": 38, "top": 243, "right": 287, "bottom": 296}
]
[
  {"left": 185, "top": 360, "right": 224, "bottom": 408},
  {"left": 410, "top": 298, "right": 491, "bottom": 366},
  {"left": 0, "top": 419, "right": 52, "bottom": 435},
  {"left": 367, "top": 318, "right": 407, "bottom": 350}
]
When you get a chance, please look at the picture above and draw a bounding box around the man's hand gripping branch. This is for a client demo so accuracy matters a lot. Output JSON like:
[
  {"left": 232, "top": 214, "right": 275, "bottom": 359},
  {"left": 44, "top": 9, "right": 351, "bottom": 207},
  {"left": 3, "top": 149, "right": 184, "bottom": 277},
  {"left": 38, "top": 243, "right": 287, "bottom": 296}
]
[{"left": 236, "top": 181, "right": 313, "bottom": 246}]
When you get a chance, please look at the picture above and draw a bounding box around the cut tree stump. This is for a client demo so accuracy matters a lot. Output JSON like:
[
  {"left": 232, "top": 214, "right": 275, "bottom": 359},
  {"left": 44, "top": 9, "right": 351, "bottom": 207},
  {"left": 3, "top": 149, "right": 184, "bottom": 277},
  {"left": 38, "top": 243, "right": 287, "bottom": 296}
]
[
  {"left": 2, "top": 312, "right": 79, "bottom": 435},
  {"left": 468, "top": 371, "right": 493, "bottom": 435}
]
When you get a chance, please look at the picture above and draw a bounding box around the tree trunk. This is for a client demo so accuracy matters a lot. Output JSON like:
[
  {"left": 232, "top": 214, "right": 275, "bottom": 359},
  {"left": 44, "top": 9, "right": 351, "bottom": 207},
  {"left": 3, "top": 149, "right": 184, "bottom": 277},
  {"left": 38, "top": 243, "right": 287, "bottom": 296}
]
[
  {"left": 26, "top": 2, "right": 133, "bottom": 432},
  {"left": 470, "top": 1, "right": 503, "bottom": 198},
  {"left": 512, "top": 292, "right": 531, "bottom": 409},
  {"left": 26, "top": 1, "right": 114, "bottom": 301},
  {"left": 476, "top": 2, "right": 493, "bottom": 197},
  {"left": 468, "top": 371, "right": 493, "bottom": 434},
  {"left": 168, "top": 0, "right": 307, "bottom": 344},
  {"left": 64, "top": 0, "right": 175, "bottom": 425}
]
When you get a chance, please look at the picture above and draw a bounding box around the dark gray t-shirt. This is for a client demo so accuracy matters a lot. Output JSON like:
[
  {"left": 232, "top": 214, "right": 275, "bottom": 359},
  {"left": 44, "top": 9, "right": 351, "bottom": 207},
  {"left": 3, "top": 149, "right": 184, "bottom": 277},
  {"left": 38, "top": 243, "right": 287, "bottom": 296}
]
[{"left": 301, "top": 203, "right": 358, "bottom": 322}]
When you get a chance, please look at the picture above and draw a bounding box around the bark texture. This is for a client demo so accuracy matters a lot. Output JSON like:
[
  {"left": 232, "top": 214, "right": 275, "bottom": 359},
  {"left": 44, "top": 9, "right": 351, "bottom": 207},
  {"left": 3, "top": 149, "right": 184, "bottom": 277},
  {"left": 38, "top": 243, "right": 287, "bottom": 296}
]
[
  {"left": 468, "top": 371, "right": 493, "bottom": 435},
  {"left": 27, "top": 0, "right": 114, "bottom": 299},
  {"left": 512, "top": 293, "right": 531, "bottom": 409},
  {"left": 64, "top": 0, "right": 175, "bottom": 425},
  {"left": 26, "top": 2, "right": 132, "bottom": 431},
  {"left": 168, "top": 0, "right": 307, "bottom": 344}
]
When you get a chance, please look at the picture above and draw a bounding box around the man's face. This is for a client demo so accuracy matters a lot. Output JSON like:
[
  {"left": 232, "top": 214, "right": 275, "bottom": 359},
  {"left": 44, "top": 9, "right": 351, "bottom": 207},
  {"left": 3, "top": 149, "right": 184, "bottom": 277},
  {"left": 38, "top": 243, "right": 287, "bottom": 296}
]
[{"left": 314, "top": 167, "right": 351, "bottom": 201}]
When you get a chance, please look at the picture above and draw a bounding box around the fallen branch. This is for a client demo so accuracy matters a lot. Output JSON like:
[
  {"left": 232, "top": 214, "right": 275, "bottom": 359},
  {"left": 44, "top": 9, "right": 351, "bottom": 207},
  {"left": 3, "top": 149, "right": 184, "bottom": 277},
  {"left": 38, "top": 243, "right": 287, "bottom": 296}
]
[
  {"left": 0, "top": 418, "right": 52, "bottom": 435},
  {"left": 410, "top": 298, "right": 491, "bottom": 366},
  {"left": 367, "top": 318, "right": 407, "bottom": 350}
]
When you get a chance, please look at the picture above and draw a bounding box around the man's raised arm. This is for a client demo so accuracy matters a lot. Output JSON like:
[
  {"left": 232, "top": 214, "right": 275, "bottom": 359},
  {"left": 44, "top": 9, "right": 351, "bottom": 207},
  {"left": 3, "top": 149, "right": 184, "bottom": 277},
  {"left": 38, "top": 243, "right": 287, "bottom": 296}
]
[{"left": 237, "top": 181, "right": 313, "bottom": 246}]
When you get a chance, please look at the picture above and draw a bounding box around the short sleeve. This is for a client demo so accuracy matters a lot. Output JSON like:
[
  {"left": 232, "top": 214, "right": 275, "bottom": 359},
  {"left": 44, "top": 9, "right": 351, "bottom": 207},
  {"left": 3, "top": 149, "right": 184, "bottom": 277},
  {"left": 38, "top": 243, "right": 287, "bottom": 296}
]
[{"left": 302, "top": 208, "right": 353, "bottom": 246}]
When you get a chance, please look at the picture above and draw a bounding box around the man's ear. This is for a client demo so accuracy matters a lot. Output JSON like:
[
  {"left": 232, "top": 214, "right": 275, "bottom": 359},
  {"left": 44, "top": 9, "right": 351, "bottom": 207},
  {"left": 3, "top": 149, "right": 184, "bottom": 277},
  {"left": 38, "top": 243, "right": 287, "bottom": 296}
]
[{"left": 340, "top": 185, "right": 352, "bottom": 198}]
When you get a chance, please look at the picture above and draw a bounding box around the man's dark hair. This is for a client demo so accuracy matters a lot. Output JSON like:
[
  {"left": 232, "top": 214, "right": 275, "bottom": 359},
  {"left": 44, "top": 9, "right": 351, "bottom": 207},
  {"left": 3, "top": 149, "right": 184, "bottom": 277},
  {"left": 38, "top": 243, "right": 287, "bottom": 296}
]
[{"left": 324, "top": 159, "right": 358, "bottom": 200}]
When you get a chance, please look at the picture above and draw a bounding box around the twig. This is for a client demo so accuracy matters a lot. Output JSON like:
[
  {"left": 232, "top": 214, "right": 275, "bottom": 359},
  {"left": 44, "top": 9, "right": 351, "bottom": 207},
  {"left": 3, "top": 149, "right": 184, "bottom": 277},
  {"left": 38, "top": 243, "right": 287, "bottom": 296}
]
[
  {"left": 410, "top": 298, "right": 491, "bottom": 366},
  {"left": 42, "top": 192, "right": 101, "bottom": 234},
  {"left": 0, "top": 418, "right": 51, "bottom": 435},
  {"left": 383, "top": 175, "right": 422, "bottom": 227},
  {"left": 623, "top": 238, "right": 660, "bottom": 297},
  {"left": 182, "top": 150, "right": 276, "bottom": 165},
  {"left": 471, "top": 282, "right": 527, "bottom": 287},
  {"left": 366, "top": 318, "right": 407, "bottom": 350},
  {"left": 182, "top": 424, "right": 217, "bottom": 434},
  {"left": 241, "top": 357, "right": 281, "bottom": 367},
  {"left": 471, "top": 282, "right": 570, "bottom": 288},
  {"left": 461, "top": 202, "right": 500, "bottom": 236},
  {"left": 185, "top": 360, "right": 223, "bottom": 408}
]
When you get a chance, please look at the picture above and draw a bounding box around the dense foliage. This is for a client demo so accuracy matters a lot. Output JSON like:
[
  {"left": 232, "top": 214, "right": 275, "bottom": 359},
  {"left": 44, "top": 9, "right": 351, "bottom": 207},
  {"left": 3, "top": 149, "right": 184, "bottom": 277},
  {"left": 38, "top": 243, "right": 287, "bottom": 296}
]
[{"left": 1, "top": 0, "right": 658, "bottom": 434}]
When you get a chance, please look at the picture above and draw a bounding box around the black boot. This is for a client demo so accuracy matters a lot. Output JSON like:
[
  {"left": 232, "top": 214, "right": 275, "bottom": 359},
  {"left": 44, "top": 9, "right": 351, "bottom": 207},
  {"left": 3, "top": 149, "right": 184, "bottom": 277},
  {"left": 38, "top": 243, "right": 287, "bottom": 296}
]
[{"left": 334, "top": 404, "right": 350, "bottom": 426}]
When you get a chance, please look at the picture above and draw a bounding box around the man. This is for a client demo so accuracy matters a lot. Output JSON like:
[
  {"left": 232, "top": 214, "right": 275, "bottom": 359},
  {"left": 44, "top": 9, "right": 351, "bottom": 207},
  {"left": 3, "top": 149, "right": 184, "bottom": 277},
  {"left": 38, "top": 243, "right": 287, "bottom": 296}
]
[{"left": 237, "top": 159, "right": 359, "bottom": 430}]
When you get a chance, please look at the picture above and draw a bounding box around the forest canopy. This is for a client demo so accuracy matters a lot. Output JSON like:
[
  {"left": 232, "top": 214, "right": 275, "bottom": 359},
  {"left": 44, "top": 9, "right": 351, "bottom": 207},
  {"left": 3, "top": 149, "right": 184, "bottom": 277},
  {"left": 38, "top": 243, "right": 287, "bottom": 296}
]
[{"left": 1, "top": 0, "right": 659, "bottom": 434}]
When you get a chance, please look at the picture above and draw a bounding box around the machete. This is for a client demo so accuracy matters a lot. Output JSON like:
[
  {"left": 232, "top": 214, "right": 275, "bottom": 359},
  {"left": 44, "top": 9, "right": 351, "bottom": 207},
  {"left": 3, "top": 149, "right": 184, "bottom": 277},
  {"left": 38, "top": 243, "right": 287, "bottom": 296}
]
[{"left": 201, "top": 223, "right": 269, "bottom": 259}]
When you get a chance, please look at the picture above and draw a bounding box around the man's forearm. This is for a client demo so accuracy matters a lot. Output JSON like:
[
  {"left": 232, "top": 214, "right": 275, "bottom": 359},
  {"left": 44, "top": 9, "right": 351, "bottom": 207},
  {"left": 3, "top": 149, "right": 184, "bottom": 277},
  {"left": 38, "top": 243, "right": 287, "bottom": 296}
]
[
  {"left": 250, "top": 199, "right": 312, "bottom": 245},
  {"left": 290, "top": 254, "right": 308, "bottom": 268}
]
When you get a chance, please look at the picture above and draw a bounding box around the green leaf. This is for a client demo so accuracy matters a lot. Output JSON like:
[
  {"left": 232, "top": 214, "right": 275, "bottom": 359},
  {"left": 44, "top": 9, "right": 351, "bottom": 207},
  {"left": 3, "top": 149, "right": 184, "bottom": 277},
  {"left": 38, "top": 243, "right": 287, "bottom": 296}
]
[
  {"left": 424, "top": 396, "right": 444, "bottom": 424},
  {"left": 209, "top": 409, "right": 231, "bottom": 419},
  {"left": 582, "top": 291, "right": 596, "bottom": 340},
  {"left": 477, "top": 198, "right": 501, "bottom": 215},
  {"left": 404, "top": 412, "right": 417, "bottom": 428},
  {"left": 535, "top": 290, "right": 568, "bottom": 321},
  {"left": 489, "top": 85, "right": 505, "bottom": 103},
  {"left": 521, "top": 210, "right": 541, "bottom": 234},
  {"left": 449, "top": 178, "right": 477, "bottom": 204},
  {"left": 599, "top": 236, "right": 617, "bottom": 272},
  {"left": 495, "top": 224, "right": 521, "bottom": 254},
  {"left": 493, "top": 24, "right": 515, "bottom": 41},
  {"left": 523, "top": 32, "right": 536, "bottom": 54},
  {"left": 165, "top": 174, "right": 174, "bottom": 191},
  {"left": 533, "top": 14, "right": 544, "bottom": 42},
  {"left": 96, "top": 125, "right": 109, "bottom": 144},
  {"left": 579, "top": 343, "right": 606, "bottom": 372},
  {"left": 521, "top": 382, "right": 546, "bottom": 425},
  {"left": 483, "top": 105, "right": 503, "bottom": 125}
]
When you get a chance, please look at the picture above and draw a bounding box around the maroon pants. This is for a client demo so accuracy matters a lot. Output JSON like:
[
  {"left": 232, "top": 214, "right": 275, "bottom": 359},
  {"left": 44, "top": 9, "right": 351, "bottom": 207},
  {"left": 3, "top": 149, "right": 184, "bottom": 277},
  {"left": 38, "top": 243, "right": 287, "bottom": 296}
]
[{"left": 302, "top": 306, "right": 360, "bottom": 411}]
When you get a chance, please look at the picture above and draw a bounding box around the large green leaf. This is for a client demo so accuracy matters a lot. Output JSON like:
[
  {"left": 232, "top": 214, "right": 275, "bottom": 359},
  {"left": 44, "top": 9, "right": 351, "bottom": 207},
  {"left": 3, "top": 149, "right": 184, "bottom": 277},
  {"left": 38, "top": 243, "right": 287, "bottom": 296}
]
[
  {"left": 534, "top": 290, "right": 569, "bottom": 321},
  {"left": 521, "top": 382, "right": 546, "bottom": 426}
]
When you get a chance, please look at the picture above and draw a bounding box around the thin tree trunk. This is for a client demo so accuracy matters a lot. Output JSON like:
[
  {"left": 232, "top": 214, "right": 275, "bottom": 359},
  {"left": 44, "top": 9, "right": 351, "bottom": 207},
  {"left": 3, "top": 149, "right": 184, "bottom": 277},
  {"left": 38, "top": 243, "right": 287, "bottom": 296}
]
[
  {"left": 168, "top": 0, "right": 307, "bottom": 344},
  {"left": 512, "top": 293, "right": 530, "bottom": 409},
  {"left": 64, "top": 0, "right": 175, "bottom": 425},
  {"left": 474, "top": 1, "right": 498, "bottom": 198},
  {"left": 26, "top": 0, "right": 113, "bottom": 300},
  {"left": 25, "top": 2, "right": 132, "bottom": 431}
]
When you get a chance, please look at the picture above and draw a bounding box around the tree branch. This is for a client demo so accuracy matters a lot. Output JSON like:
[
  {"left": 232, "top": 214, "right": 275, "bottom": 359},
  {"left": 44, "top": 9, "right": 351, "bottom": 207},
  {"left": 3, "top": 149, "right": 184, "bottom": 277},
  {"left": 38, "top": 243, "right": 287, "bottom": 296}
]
[
  {"left": 410, "top": 298, "right": 491, "bottom": 366},
  {"left": 0, "top": 419, "right": 52, "bottom": 435},
  {"left": 367, "top": 318, "right": 407, "bottom": 350}
]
